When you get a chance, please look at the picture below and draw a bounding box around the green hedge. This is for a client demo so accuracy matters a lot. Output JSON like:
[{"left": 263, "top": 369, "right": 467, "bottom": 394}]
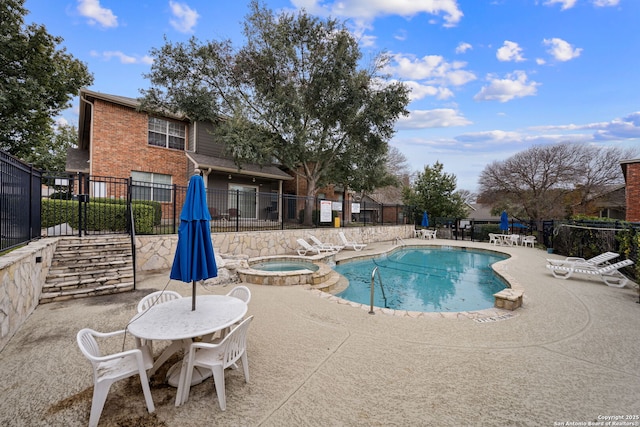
[{"left": 41, "top": 199, "right": 155, "bottom": 234}]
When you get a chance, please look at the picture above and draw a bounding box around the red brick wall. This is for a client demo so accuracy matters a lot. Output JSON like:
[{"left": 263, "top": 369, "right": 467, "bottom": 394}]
[
  {"left": 626, "top": 162, "right": 640, "bottom": 222},
  {"left": 90, "top": 99, "right": 188, "bottom": 188}
]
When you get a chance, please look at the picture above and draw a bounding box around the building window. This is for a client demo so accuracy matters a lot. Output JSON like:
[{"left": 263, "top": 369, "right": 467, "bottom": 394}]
[
  {"left": 148, "top": 117, "right": 185, "bottom": 150},
  {"left": 131, "top": 171, "right": 172, "bottom": 202}
]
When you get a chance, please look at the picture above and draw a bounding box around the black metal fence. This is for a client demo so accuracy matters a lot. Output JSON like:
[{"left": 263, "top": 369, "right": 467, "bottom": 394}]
[
  {"left": 1, "top": 151, "right": 42, "bottom": 252},
  {"left": 39, "top": 172, "right": 411, "bottom": 236}
]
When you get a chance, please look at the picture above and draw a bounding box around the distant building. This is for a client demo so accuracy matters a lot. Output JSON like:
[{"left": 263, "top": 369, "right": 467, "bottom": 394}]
[{"left": 621, "top": 158, "right": 640, "bottom": 222}]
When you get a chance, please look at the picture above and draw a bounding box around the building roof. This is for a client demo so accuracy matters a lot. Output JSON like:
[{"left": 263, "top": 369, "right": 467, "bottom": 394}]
[
  {"left": 187, "top": 152, "right": 292, "bottom": 181},
  {"left": 466, "top": 203, "right": 501, "bottom": 221}
]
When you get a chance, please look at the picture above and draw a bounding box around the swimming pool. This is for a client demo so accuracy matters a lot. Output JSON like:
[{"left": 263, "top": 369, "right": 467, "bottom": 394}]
[{"left": 335, "top": 247, "right": 508, "bottom": 312}]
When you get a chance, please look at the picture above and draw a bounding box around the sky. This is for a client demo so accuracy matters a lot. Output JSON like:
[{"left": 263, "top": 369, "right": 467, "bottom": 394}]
[{"left": 24, "top": 0, "right": 640, "bottom": 191}]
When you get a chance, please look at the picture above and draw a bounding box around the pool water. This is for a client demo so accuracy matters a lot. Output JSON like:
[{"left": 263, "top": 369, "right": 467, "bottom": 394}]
[
  {"left": 335, "top": 247, "right": 508, "bottom": 312},
  {"left": 252, "top": 261, "right": 319, "bottom": 272}
]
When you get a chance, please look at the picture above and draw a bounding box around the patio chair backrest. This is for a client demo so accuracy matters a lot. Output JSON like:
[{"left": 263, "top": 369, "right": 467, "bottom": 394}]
[
  {"left": 137, "top": 290, "right": 182, "bottom": 313},
  {"left": 226, "top": 285, "right": 251, "bottom": 304}
]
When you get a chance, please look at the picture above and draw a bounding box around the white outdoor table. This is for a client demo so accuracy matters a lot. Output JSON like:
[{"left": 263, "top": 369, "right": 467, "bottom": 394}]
[{"left": 128, "top": 295, "right": 247, "bottom": 406}]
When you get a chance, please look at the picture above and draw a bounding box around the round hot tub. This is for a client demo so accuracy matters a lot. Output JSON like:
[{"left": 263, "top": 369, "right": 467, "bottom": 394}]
[
  {"left": 252, "top": 260, "right": 319, "bottom": 272},
  {"left": 238, "top": 257, "right": 330, "bottom": 286}
]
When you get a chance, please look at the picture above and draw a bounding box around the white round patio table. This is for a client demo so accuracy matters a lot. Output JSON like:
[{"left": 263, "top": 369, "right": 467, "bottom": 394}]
[{"left": 127, "top": 294, "right": 247, "bottom": 406}]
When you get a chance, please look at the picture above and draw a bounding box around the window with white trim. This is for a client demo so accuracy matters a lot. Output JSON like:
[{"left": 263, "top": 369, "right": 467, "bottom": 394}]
[
  {"left": 131, "top": 171, "right": 172, "bottom": 202},
  {"left": 148, "top": 117, "right": 185, "bottom": 150}
]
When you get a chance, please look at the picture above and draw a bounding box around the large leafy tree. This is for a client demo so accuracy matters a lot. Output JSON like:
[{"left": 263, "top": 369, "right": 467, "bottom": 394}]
[
  {"left": 21, "top": 123, "right": 78, "bottom": 172},
  {"left": 141, "top": 1, "right": 409, "bottom": 224},
  {"left": 0, "top": 0, "right": 93, "bottom": 159},
  {"left": 478, "top": 143, "right": 638, "bottom": 221},
  {"left": 402, "top": 161, "right": 468, "bottom": 221}
]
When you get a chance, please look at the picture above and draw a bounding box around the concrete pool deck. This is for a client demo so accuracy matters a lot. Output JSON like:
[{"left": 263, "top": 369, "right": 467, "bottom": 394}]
[{"left": 1, "top": 238, "right": 639, "bottom": 426}]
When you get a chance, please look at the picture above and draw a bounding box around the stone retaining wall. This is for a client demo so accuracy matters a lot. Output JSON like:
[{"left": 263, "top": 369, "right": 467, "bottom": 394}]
[
  {"left": 0, "top": 239, "right": 58, "bottom": 351},
  {"left": 136, "top": 225, "right": 412, "bottom": 272}
]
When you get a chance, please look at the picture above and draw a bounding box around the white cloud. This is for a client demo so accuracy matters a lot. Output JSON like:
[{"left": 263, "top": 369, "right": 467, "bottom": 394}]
[
  {"left": 397, "top": 109, "right": 472, "bottom": 129},
  {"left": 77, "top": 0, "right": 118, "bottom": 28},
  {"left": 593, "top": 0, "right": 619, "bottom": 6},
  {"left": 394, "top": 29, "right": 407, "bottom": 41},
  {"left": 496, "top": 41, "right": 525, "bottom": 62},
  {"left": 387, "top": 53, "right": 476, "bottom": 87},
  {"left": 536, "top": 58, "right": 546, "bottom": 65},
  {"left": 291, "top": 0, "right": 463, "bottom": 28},
  {"left": 90, "top": 50, "right": 153, "bottom": 65},
  {"left": 455, "top": 42, "right": 472, "bottom": 54},
  {"left": 401, "top": 81, "right": 454, "bottom": 101},
  {"left": 169, "top": 1, "right": 199, "bottom": 33},
  {"left": 543, "top": 38, "right": 582, "bottom": 61},
  {"left": 544, "top": 0, "right": 618, "bottom": 9},
  {"left": 544, "top": 0, "right": 577, "bottom": 10},
  {"left": 474, "top": 71, "right": 540, "bottom": 103},
  {"left": 535, "top": 112, "right": 640, "bottom": 140}
]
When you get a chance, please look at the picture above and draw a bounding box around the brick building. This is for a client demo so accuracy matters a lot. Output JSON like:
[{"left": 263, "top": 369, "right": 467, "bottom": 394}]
[
  {"left": 68, "top": 88, "right": 292, "bottom": 220},
  {"left": 621, "top": 158, "right": 640, "bottom": 222}
]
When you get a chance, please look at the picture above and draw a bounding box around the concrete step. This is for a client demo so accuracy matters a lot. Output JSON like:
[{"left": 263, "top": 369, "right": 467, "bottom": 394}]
[{"left": 40, "top": 235, "right": 135, "bottom": 304}]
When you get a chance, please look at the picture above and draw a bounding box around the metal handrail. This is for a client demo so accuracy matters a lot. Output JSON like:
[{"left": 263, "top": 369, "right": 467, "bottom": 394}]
[{"left": 369, "top": 266, "right": 388, "bottom": 314}]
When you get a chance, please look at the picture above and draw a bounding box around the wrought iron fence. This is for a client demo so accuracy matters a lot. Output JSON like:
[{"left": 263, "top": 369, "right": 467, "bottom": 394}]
[
  {"left": 38, "top": 173, "right": 411, "bottom": 236},
  {"left": 1, "top": 151, "right": 42, "bottom": 251}
]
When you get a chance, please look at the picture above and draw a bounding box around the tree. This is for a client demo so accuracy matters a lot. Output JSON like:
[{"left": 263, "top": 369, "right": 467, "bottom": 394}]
[
  {"left": 402, "top": 161, "right": 468, "bottom": 221},
  {"left": 478, "top": 143, "right": 638, "bottom": 221},
  {"left": 0, "top": 0, "right": 93, "bottom": 159},
  {"left": 140, "top": 1, "right": 409, "bottom": 225},
  {"left": 21, "top": 123, "right": 78, "bottom": 172}
]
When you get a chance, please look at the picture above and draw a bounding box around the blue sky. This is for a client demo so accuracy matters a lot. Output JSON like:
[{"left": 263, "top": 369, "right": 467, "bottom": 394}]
[{"left": 24, "top": 0, "right": 640, "bottom": 191}]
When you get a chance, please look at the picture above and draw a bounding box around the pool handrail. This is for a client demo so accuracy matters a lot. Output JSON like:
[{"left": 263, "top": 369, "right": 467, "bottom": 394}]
[{"left": 369, "top": 266, "right": 388, "bottom": 314}]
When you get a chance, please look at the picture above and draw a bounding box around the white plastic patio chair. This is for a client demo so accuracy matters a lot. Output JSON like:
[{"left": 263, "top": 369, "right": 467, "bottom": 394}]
[
  {"left": 183, "top": 316, "right": 254, "bottom": 409},
  {"left": 136, "top": 290, "right": 182, "bottom": 352},
  {"left": 489, "top": 233, "right": 498, "bottom": 245},
  {"left": 546, "top": 251, "right": 619, "bottom": 268},
  {"left": 522, "top": 236, "right": 536, "bottom": 248},
  {"left": 226, "top": 285, "right": 251, "bottom": 304},
  {"left": 77, "top": 328, "right": 155, "bottom": 427},
  {"left": 137, "top": 290, "right": 182, "bottom": 313}
]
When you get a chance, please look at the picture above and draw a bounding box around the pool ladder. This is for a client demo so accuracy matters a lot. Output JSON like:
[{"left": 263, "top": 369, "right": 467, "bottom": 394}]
[{"left": 369, "top": 266, "right": 388, "bottom": 314}]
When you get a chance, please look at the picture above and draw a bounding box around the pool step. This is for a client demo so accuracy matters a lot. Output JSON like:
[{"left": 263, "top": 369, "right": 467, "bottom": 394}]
[{"left": 311, "top": 270, "right": 345, "bottom": 293}]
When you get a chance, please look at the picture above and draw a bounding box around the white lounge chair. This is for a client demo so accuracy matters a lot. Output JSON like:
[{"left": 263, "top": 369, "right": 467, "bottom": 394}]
[
  {"left": 546, "top": 251, "right": 619, "bottom": 268},
  {"left": 338, "top": 232, "right": 367, "bottom": 251},
  {"left": 546, "top": 259, "right": 634, "bottom": 287},
  {"left": 296, "top": 238, "right": 322, "bottom": 256},
  {"left": 308, "top": 235, "right": 343, "bottom": 252}
]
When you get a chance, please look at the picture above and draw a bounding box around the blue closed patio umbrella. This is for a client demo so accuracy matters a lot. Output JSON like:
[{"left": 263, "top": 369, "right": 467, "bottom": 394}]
[
  {"left": 421, "top": 211, "right": 429, "bottom": 228},
  {"left": 500, "top": 210, "right": 509, "bottom": 233},
  {"left": 170, "top": 173, "right": 217, "bottom": 311}
]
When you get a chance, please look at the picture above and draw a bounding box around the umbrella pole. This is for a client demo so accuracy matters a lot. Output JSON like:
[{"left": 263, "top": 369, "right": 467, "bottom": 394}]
[{"left": 192, "top": 281, "right": 196, "bottom": 311}]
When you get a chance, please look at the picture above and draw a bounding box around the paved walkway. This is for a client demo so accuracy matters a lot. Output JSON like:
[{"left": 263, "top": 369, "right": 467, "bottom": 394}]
[{"left": 1, "top": 239, "right": 639, "bottom": 426}]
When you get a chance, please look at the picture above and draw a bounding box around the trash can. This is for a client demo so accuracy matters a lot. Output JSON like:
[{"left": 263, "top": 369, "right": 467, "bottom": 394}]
[{"left": 334, "top": 217, "right": 340, "bottom": 228}]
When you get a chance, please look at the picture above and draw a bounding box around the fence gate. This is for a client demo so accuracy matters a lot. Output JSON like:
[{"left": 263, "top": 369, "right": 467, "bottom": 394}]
[{"left": 42, "top": 173, "right": 131, "bottom": 237}]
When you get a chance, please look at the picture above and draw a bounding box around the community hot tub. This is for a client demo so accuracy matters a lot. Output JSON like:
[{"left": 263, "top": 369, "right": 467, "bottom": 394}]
[{"left": 238, "top": 256, "right": 331, "bottom": 286}]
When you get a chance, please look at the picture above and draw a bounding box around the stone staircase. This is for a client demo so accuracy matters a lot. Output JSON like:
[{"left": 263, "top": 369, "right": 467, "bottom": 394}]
[{"left": 40, "top": 235, "right": 135, "bottom": 303}]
